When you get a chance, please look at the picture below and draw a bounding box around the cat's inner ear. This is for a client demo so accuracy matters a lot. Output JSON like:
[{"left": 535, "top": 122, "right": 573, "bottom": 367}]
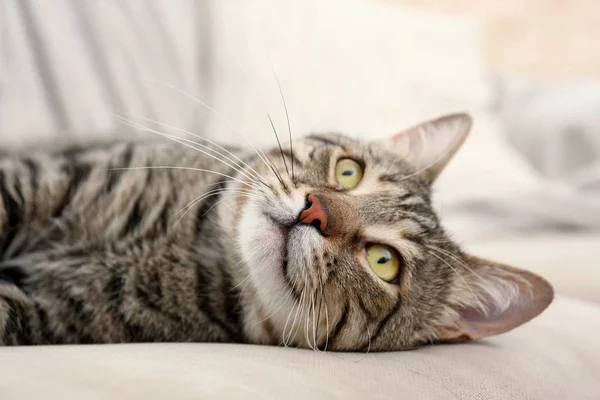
[
  {"left": 437, "top": 255, "right": 554, "bottom": 343},
  {"left": 382, "top": 113, "right": 472, "bottom": 182}
]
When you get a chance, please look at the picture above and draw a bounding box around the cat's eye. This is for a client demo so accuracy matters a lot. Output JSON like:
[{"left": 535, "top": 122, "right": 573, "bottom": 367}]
[
  {"left": 366, "top": 244, "right": 400, "bottom": 282},
  {"left": 335, "top": 158, "right": 363, "bottom": 189}
]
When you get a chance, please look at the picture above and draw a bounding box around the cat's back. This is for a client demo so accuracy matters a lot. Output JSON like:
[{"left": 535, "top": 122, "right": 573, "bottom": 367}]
[
  {"left": 0, "top": 138, "right": 240, "bottom": 257},
  {"left": 0, "top": 138, "right": 244, "bottom": 345}
]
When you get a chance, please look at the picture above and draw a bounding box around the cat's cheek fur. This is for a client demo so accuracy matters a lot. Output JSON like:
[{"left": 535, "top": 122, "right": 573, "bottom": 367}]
[{"left": 236, "top": 203, "right": 297, "bottom": 342}]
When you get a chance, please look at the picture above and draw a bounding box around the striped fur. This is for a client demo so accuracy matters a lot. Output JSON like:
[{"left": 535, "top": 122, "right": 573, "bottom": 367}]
[{"left": 0, "top": 127, "right": 552, "bottom": 349}]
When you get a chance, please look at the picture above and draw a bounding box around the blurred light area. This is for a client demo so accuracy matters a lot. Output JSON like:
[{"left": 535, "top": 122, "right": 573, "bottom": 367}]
[
  {"left": 0, "top": 0, "right": 598, "bottom": 299},
  {"left": 393, "top": 0, "right": 600, "bottom": 80}
]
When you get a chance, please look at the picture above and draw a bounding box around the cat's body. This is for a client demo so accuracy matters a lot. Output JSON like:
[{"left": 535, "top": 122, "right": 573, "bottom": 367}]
[
  {"left": 0, "top": 114, "right": 553, "bottom": 349},
  {"left": 0, "top": 140, "right": 246, "bottom": 345}
]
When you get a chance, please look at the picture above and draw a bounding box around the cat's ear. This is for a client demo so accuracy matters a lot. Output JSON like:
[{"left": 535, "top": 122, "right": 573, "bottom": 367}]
[
  {"left": 437, "top": 255, "right": 553, "bottom": 343},
  {"left": 381, "top": 113, "right": 472, "bottom": 182}
]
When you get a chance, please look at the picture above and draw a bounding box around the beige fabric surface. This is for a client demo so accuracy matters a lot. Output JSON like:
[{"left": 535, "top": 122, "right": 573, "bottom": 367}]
[
  {"left": 467, "top": 232, "right": 600, "bottom": 304},
  {"left": 1, "top": 296, "right": 599, "bottom": 400}
]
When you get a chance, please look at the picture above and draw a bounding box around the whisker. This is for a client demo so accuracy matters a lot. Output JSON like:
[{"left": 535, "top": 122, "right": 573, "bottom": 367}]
[
  {"left": 316, "top": 274, "right": 329, "bottom": 352},
  {"left": 167, "top": 134, "right": 268, "bottom": 187},
  {"left": 229, "top": 261, "right": 251, "bottom": 291},
  {"left": 266, "top": 112, "right": 290, "bottom": 179},
  {"left": 134, "top": 115, "right": 268, "bottom": 184},
  {"left": 148, "top": 79, "right": 283, "bottom": 185},
  {"left": 196, "top": 193, "right": 262, "bottom": 222},
  {"left": 427, "top": 250, "right": 484, "bottom": 309},
  {"left": 107, "top": 165, "right": 255, "bottom": 189},
  {"left": 165, "top": 135, "right": 267, "bottom": 188},
  {"left": 270, "top": 64, "right": 295, "bottom": 181},
  {"left": 283, "top": 283, "right": 306, "bottom": 347},
  {"left": 174, "top": 187, "right": 257, "bottom": 214},
  {"left": 256, "top": 290, "right": 294, "bottom": 330},
  {"left": 172, "top": 193, "right": 263, "bottom": 231},
  {"left": 305, "top": 291, "right": 313, "bottom": 350},
  {"left": 112, "top": 114, "right": 263, "bottom": 188},
  {"left": 176, "top": 187, "right": 257, "bottom": 216},
  {"left": 314, "top": 276, "right": 324, "bottom": 352},
  {"left": 176, "top": 192, "right": 260, "bottom": 228},
  {"left": 323, "top": 296, "right": 330, "bottom": 352},
  {"left": 288, "top": 268, "right": 310, "bottom": 347},
  {"left": 311, "top": 288, "right": 317, "bottom": 351},
  {"left": 426, "top": 245, "right": 485, "bottom": 283},
  {"left": 354, "top": 324, "right": 372, "bottom": 362}
]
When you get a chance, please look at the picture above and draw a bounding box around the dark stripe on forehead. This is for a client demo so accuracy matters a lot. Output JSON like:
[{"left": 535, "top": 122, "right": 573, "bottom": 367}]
[
  {"left": 357, "top": 192, "right": 436, "bottom": 226},
  {"left": 307, "top": 134, "right": 342, "bottom": 147},
  {"left": 280, "top": 149, "right": 303, "bottom": 169},
  {"left": 379, "top": 173, "right": 421, "bottom": 184}
]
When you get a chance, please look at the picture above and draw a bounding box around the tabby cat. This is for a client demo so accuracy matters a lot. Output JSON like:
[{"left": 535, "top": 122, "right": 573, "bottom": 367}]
[{"left": 0, "top": 113, "right": 553, "bottom": 349}]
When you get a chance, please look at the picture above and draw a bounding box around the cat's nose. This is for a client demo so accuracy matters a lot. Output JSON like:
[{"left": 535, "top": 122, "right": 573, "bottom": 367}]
[{"left": 300, "top": 194, "right": 328, "bottom": 233}]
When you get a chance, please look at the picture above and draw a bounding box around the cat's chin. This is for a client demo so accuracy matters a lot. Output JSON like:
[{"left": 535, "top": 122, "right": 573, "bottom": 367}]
[
  {"left": 238, "top": 205, "right": 292, "bottom": 292},
  {"left": 237, "top": 206, "right": 303, "bottom": 334}
]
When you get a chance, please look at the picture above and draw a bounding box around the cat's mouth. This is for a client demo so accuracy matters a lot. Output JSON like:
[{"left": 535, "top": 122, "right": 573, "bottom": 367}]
[{"left": 267, "top": 216, "right": 290, "bottom": 272}]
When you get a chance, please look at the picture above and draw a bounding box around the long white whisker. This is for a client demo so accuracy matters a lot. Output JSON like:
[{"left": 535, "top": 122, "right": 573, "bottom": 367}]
[
  {"left": 305, "top": 287, "right": 316, "bottom": 351},
  {"left": 112, "top": 114, "right": 263, "bottom": 188},
  {"left": 147, "top": 79, "right": 282, "bottom": 183},
  {"left": 166, "top": 134, "right": 266, "bottom": 186},
  {"left": 426, "top": 245, "right": 485, "bottom": 283},
  {"left": 231, "top": 272, "right": 252, "bottom": 292},
  {"left": 266, "top": 112, "right": 290, "bottom": 180},
  {"left": 323, "top": 298, "right": 330, "bottom": 352},
  {"left": 427, "top": 250, "right": 484, "bottom": 309},
  {"left": 281, "top": 297, "right": 296, "bottom": 347},
  {"left": 354, "top": 325, "right": 372, "bottom": 362},
  {"left": 135, "top": 116, "right": 268, "bottom": 184},
  {"left": 270, "top": 64, "right": 295, "bottom": 181},
  {"left": 284, "top": 287, "right": 305, "bottom": 347},
  {"left": 194, "top": 194, "right": 259, "bottom": 225},
  {"left": 286, "top": 266, "right": 309, "bottom": 347},
  {"left": 256, "top": 290, "right": 293, "bottom": 328},
  {"left": 174, "top": 189, "right": 260, "bottom": 227},
  {"left": 107, "top": 166, "right": 254, "bottom": 189},
  {"left": 176, "top": 187, "right": 257, "bottom": 216},
  {"left": 173, "top": 192, "right": 254, "bottom": 226},
  {"left": 311, "top": 289, "right": 318, "bottom": 351}
]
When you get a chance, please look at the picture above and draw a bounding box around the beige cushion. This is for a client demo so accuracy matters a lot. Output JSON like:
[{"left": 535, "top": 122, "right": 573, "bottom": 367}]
[
  {"left": 467, "top": 233, "right": 600, "bottom": 304},
  {"left": 1, "top": 296, "right": 598, "bottom": 399}
]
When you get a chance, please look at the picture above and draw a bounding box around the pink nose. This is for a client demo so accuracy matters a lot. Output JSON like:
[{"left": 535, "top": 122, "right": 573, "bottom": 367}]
[{"left": 300, "top": 195, "right": 328, "bottom": 233}]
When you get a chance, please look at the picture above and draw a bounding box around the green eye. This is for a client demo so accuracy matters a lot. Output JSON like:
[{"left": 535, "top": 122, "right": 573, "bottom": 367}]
[
  {"left": 335, "top": 159, "right": 363, "bottom": 189},
  {"left": 366, "top": 244, "right": 400, "bottom": 282}
]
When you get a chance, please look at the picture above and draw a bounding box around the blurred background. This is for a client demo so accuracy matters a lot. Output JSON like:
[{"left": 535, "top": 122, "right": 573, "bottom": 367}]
[{"left": 0, "top": 0, "right": 598, "bottom": 301}]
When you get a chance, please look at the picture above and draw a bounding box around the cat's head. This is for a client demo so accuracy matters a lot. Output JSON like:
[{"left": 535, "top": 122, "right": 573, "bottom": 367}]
[{"left": 231, "top": 113, "right": 553, "bottom": 351}]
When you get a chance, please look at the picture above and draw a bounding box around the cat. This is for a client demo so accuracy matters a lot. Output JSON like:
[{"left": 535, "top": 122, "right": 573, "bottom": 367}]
[{"left": 0, "top": 113, "right": 553, "bottom": 350}]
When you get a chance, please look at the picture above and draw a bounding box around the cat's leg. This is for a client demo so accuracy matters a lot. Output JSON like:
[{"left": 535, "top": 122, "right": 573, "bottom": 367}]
[
  {"left": 1, "top": 155, "right": 63, "bottom": 255},
  {"left": 0, "top": 151, "right": 94, "bottom": 258},
  {"left": 0, "top": 281, "right": 41, "bottom": 345},
  {"left": 0, "top": 154, "right": 87, "bottom": 345}
]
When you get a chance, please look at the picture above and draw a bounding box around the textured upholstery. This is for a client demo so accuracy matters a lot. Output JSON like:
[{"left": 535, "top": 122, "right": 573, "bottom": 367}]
[{"left": 1, "top": 297, "right": 599, "bottom": 400}]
